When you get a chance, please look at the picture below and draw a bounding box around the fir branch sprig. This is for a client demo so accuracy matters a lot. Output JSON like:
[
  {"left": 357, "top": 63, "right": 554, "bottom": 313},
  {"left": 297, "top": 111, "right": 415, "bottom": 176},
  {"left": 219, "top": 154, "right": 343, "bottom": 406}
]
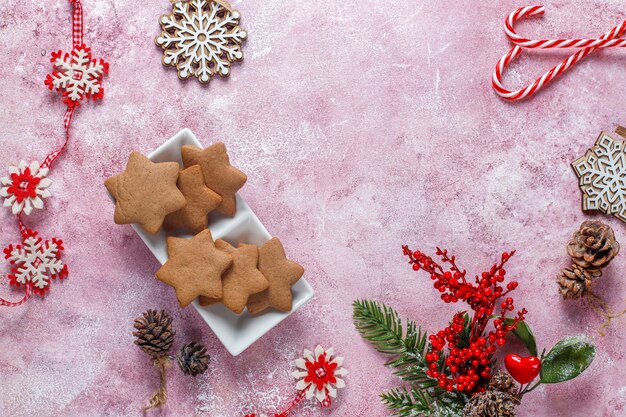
[{"left": 353, "top": 299, "right": 467, "bottom": 416}]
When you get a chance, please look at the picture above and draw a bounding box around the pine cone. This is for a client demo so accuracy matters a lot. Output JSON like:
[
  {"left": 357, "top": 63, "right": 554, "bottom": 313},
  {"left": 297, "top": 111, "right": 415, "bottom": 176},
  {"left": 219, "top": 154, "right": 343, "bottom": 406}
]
[
  {"left": 567, "top": 221, "right": 619, "bottom": 272},
  {"left": 488, "top": 371, "right": 518, "bottom": 399},
  {"left": 557, "top": 264, "right": 601, "bottom": 300},
  {"left": 177, "top": 342, "right": 210, "bottom": 377},
  {"left": 463, "top": 390, "right": 518, "bottom": 417},
  {"left": 133, "top": 309, "right": 175, "bottom": 357}
]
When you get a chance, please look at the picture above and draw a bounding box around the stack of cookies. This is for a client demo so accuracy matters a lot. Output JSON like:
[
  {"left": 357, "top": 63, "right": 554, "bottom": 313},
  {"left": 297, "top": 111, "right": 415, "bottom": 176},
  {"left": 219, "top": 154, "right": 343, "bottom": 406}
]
[
  {"left": 155, "top": 232, "right": 304, "bottom": 314},
  {"left": 105, "top": 142, "right": 304, "bottom": 315},
  {"left": 105, "top": 142, "right": 247, "bottom": 234}
]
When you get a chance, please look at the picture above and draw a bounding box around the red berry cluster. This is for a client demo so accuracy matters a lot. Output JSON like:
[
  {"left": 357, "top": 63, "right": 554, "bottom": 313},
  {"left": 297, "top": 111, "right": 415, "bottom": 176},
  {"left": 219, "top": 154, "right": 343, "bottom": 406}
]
[{"left": 402, "top": 246, "right": 527, "bottom": 394}]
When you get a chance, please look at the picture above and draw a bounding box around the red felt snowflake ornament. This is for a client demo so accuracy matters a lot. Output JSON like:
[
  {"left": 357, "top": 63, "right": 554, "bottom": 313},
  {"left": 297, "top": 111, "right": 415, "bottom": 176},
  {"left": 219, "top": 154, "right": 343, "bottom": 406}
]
[
  {"left": 44, "top": 44, "right": 109, "bottom": 107},
  {"left": 4, "top": 229, "right": 68, "bottom": 296}
]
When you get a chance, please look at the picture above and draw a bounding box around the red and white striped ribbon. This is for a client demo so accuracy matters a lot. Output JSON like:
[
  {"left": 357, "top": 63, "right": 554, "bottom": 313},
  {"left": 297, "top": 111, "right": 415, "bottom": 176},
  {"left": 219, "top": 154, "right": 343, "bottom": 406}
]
[
  {"left": 275, "top": 390, "right": 307, "bottom": 417},
  {"left": 41, "top": 106, "right": 75, "bottom": 169},
  {"left": 41, "top": 0, "right": 82, "bottom": 169},
  {"left": 492, "top": 5, "right": 626, "bottom": 100},
  {"left": 0, "top": 282, "right": 32, "bottom": 307},
  {"left": 70, "top": 0, "right": 83, "bottom": 47}
]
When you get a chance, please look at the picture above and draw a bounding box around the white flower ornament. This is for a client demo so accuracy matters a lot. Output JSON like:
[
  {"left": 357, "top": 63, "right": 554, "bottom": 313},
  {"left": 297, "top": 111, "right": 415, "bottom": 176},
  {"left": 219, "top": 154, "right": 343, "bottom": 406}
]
[
  {"left": 292, "top": 346, "right": 348, "bottom": 406},
  {"left": 0, "top": 161, "right": 52, "bottom": 215}
]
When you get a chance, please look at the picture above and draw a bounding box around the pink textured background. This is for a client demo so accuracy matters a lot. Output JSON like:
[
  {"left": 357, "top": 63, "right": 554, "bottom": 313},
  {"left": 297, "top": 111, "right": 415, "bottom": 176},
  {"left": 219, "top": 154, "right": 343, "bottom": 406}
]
[{"left": 1, "top": 0, "right": 625, "bottom": 416}]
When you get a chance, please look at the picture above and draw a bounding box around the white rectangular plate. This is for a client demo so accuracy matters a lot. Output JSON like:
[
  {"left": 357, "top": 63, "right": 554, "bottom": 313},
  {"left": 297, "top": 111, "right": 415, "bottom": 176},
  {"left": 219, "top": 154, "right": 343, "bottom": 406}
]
[{"left": 126, "top": 128, "right": 314, "bottom": 356}]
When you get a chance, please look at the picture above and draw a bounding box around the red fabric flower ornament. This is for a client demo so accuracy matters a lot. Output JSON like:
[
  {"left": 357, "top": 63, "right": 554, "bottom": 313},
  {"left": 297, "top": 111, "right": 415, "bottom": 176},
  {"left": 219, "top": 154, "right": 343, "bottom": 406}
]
[
  {"left": 44, "top": 44, "right": 109, "bottom": 107},
  {"left": 292, "top": 346, "right": 348, "bottom": 406},
  {"left": 3, "top": 229, "right": 68, "bottom": 296},
  {"left": 0, "top": 161, "right": 52, "bottom": 215}
]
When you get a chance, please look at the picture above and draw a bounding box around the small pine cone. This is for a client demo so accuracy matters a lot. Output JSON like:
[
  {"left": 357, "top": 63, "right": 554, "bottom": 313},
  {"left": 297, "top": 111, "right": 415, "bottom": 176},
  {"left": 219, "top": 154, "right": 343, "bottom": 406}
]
[
  {"left": 567, "top": 221, "right": 620, "bottom": 272},
  {"left": 557, "top": 265, "right": 601, "bottom": 300},
  {"left": 463, "top": 390, "right": 518, "bottom": 417},
  {"left": 132, "top": 309, "right": 175, "bottom": 357},
  {"left": 177, "top": 342, "right": 210, "bottom": 377},
  {"left": 488, "top": 371, "right": 518, "bottom": 399}
]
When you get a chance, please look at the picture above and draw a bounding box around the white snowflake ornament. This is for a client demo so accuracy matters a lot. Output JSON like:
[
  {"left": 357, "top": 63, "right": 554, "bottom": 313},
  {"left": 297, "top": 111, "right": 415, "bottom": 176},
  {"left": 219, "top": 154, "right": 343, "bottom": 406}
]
[
  {"left": 292, "top": 346, "right": 348, "bottom": 406},
  {"left": 572, "top": 130, "right": 626, "bottom": 223},
  {"left": 0, "top": 160, "right": 52, "bottom": 215},
  {"left": 45, "top": 44, "right": 109, "bottom": 106},
  {"left": 3, "top": 229, "right": 68, "bottom": 296},
  {"left": 156, "top": 0, "right": 247, "bottom": 84}
]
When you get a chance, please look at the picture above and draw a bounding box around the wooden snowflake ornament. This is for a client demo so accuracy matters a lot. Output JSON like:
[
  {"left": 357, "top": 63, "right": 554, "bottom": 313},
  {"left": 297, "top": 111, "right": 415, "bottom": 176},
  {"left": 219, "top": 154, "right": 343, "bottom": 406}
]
[
  {"left": 156, "top": 0, "right": 247, "bottom": 84},
  {"left": 572, "top": 128, "right": 626, "bottom": 223}
]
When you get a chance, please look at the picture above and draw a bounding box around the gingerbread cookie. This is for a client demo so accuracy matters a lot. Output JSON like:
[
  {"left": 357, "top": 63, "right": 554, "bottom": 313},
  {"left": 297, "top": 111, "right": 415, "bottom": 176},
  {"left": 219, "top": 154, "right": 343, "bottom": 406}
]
[
  {"left": 199, "top": 240, "right": 269, "bottom": 314},
  {"left": 105, "top": 152, "right": 185, "bottom": 234},
  {"left": 246, "top": 238, "right": 304, "bottom": 314},
  {"left": 156, "top": 229, "right": 232, "bottom": 307},
  {"left": 163, "top": 165, "right": 222, "bottom": 233},
  {"left": 181, "top": 143, "right": 247, "bottom": 216}
]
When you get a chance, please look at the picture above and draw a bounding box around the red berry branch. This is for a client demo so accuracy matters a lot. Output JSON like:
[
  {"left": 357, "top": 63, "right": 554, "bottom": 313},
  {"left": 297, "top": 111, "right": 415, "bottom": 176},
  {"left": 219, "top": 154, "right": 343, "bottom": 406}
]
[{"left": 402, "top": 246, "right": 527, "bottom": 394}]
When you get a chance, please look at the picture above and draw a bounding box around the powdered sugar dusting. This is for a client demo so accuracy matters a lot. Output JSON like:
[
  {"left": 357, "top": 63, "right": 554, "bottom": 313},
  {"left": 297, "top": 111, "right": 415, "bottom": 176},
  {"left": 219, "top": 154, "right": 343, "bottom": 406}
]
[{"left": 0, "top": 0, "right": 625, "bottom": 416}]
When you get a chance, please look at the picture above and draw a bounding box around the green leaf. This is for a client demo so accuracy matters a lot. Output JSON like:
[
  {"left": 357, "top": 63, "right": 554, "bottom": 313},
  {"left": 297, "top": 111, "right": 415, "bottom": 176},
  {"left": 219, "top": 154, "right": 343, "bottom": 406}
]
[
  {"left": 540, "top": 336, "right": 596, "bottom": 384},
  {"left": 505, "top": 318, "right": 538, "bottom": 357}
]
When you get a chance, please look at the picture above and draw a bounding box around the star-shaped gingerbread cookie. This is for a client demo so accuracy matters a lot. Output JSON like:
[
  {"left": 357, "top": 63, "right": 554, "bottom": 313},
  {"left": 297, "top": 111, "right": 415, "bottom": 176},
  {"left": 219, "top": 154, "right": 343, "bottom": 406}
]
[
  {"left": 105, "top": 152, "right": 186, "bottom": 234},
  {"left": 181, "top": 143, "right": 247, "bottom": 216},
  {"left": 199, "top": 240, "right": 269, "bottom": 314},
  {"left": 163, "top": 165, "right": 222, "bottom": 233},
  {"left": 246, "top": 238, "right": 304, "bottom": 314},
  {"left": 156, "top": 229, "right": 233, "bottom": 307}
]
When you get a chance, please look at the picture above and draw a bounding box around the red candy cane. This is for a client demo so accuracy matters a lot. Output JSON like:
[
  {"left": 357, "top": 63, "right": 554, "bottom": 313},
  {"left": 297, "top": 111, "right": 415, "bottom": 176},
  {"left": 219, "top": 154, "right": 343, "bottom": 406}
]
[{"left": 492, "top": 5, "right": 626, "bottom": 100}]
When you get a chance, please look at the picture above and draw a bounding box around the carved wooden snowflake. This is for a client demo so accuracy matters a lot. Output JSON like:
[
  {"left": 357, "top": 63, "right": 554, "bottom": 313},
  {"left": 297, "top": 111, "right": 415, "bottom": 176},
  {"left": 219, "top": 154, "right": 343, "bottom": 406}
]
[
  {"left": 572, "top": 130, "right": 626, "bottom": 223},
  {"left": 156, "top": 0, "right": 247, "bottom": 84}
]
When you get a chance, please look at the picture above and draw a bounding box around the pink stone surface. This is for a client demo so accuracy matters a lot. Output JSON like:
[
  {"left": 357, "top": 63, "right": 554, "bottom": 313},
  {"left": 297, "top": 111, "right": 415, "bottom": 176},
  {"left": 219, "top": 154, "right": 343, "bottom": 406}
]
[{"left": 1, "top": 0, "right": 626, "bottom": 416}]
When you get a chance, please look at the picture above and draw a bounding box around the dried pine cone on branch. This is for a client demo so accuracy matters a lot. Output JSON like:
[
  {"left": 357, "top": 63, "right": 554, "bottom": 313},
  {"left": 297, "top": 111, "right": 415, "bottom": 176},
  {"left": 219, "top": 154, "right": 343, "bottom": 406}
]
[
  {"left": 567, "top": 221, "right": 619, "bottom": 273},
  {"left": 133, "top": 309, "right": 175, "bottom": 357},
  {"left": 132, "top": 309, "right": 210, "bottom": 410}
]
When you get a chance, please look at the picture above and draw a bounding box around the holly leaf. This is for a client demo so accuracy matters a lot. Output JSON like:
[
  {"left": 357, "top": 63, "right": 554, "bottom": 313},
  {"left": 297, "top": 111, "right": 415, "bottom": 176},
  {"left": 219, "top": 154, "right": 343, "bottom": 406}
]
[
  {"left": 505, "top": 318, "right": 538, "bottom": 357},
  {"left": 540, "top": 336, "right": 595, "bottom": 384}
]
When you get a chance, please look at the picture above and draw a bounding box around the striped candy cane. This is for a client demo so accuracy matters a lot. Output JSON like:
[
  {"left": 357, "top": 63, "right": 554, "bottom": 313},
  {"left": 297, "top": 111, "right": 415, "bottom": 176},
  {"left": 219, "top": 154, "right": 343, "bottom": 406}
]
[{"left": 492, "top": 5, "right": 626, "bottom": 100}]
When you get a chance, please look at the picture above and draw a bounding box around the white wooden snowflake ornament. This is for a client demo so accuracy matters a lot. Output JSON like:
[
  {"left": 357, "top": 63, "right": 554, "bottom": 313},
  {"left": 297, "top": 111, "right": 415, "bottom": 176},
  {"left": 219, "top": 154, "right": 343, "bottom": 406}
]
[
  {"left": 156, "top": 0, "right": 247, "bottom": 84},
  {"left": 572, "top": 129, "right": 626, "bottom": 223}
]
